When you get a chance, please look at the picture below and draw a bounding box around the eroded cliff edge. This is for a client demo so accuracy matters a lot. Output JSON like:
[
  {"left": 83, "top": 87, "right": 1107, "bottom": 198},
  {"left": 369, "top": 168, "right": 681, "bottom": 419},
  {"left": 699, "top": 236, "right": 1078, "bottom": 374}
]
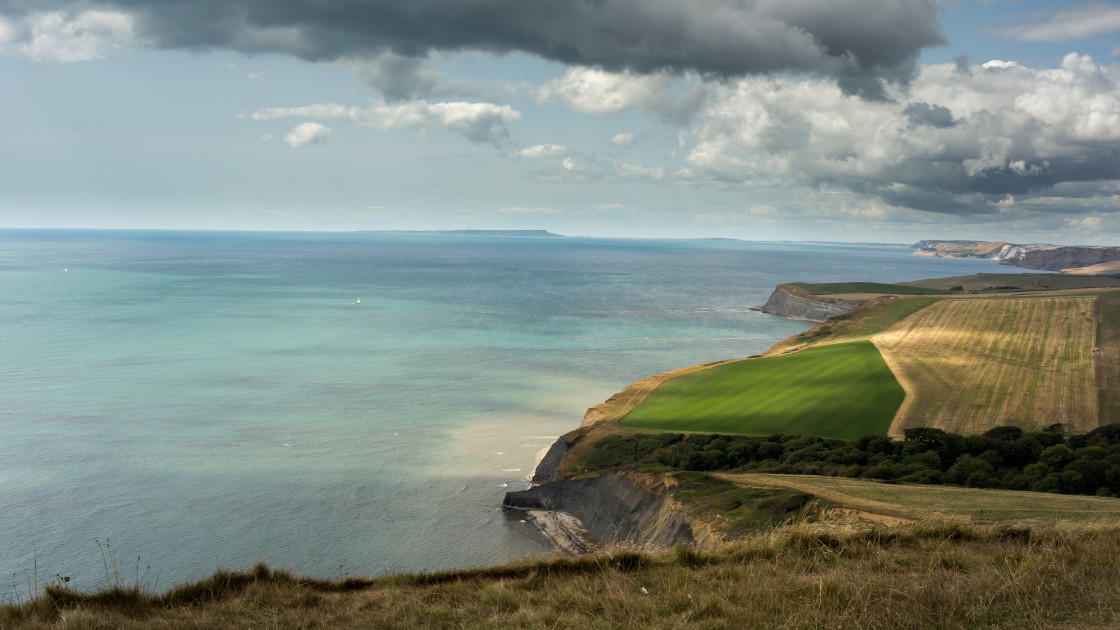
[
  {"left": 757, "top": 283, "right": 864, "bottom": 323},
  {"left": 504, "top": 471, "right": 712, "bottom": 550},
  {"left": 503, "top": 281, "right": 866, "bottom": 553}
]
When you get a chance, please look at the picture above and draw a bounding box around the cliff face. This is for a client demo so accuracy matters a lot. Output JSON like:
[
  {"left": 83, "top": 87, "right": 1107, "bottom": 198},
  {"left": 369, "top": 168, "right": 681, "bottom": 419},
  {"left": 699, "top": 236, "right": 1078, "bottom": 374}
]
[
  {"left": 758, "top": 284, "right": 864, "bottom": 322},
  {"left": 911, "top": 240, "right": 1120, "bottom": 272},
  {"left": 531, "top": 437, "right": 569, "bottom": 484},
  {"left": 1007, "top": 246, "right": 1120, "bottom": 272},
  {"left": 912, "top": 240, "right": 1011, "bottom": 258},
  {"left": 504, "top": 472, "right": 700, "bottom": 549}
]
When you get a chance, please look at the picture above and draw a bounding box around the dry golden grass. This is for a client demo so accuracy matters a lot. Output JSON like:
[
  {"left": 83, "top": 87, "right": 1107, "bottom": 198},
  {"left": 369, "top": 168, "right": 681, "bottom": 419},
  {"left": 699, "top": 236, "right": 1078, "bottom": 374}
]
[
  {"left": 1098, "top": 297, "right": 1120, "bottom": 424},
  {"left": 721, "top": 473, "right": 1120, "bottom": 523},
  {"left": 872, "top": 296, "right": 1099, "bottom": 436},
  {"left": 7, "top": 521, "right": 1120, "bottom": 629}
]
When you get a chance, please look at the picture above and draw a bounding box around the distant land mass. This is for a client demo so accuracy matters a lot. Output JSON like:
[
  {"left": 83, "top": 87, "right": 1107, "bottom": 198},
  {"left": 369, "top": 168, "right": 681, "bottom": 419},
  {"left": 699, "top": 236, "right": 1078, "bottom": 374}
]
[
  {"left": 357, "top": 229, "right": 563, "bottom": 237},
  {"left": 912, "top": 239, "right": 1120, "bottom": 273}
]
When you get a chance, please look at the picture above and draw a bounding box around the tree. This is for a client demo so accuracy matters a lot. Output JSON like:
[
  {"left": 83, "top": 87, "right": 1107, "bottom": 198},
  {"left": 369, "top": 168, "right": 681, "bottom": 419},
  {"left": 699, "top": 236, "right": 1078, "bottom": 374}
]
[
  {"left": 947, "top": 455, "right": 995, "bottom": 486},
  {"left": 1040, "top": 444, "right": 1075, "bottom": 470}
]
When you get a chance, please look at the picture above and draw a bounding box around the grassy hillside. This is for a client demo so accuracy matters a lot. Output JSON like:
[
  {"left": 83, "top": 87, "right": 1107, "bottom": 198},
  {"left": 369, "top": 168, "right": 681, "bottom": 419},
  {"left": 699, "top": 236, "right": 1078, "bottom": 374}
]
[
  {"left": 724, "top": 473, "right": 1120, "bottom": 522},
  {"left": 8, "top": 519, "right": 1120, "bottom": 629},
  {"left": 766, "top": 297, "right": 939, "bottom": 356},
  {"left": 623, "top": 281, "right": 1119, "bottom": 438},
  {"left": 620, "top": 341, "right": 903, "bottom": 440},
  {"left": 904, "top": 273, "right": 1120, "bottom": 292},
  {"left": 789, "top": 281, "right": 952, "bottom": 296},
  {"left": 873, "top": 296, "right": 1099, "bottom": 435}
]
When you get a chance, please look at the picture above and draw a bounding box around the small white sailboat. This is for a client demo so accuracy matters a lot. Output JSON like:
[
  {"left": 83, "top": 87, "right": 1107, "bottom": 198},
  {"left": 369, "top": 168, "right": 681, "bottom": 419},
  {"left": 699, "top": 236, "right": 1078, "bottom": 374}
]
[{"left": 355, "top": 298, "right": 361, "bottom": 304}]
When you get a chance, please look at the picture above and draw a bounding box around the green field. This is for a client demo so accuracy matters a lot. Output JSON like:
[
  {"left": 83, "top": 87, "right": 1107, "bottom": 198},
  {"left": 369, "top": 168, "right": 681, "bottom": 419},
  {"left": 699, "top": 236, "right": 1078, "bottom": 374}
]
[
  {"left": 789, "top": 281, "right": 951, "bottom": 295},
  {"left": 620, "top": 341, "right": 904, "bottom": 439}
]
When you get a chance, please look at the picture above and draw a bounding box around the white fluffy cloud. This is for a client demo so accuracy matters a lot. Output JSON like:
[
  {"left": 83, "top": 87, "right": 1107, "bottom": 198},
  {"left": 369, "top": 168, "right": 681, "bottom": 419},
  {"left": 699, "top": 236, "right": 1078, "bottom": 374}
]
[
  {"left": 253, "top": 100, "right": 521, "bottom": 144},
  {"left": 284, "top": 122, "right": 331, "bottom": 148},
  {"left": 0, "top": 10, "right": 134, "bottom": 62},
  {"left": 536, "top": 67, "right": 707, "bottom": 122},
  {"left": 609, "top": 133, "right": 635, "bottom": 147},
  {"left": 663, "top": 53, "right": 1120, "bottom": 216},
  {"left": 517, "top": 144, "right": 566, "bottom": 159}
]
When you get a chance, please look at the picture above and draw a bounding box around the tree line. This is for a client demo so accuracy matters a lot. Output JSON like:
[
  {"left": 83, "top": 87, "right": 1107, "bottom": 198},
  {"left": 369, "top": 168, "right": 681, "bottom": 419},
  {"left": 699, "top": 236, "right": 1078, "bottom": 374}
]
[{"left": 579, "top": 424, "right": 1120, "bottom": 497}]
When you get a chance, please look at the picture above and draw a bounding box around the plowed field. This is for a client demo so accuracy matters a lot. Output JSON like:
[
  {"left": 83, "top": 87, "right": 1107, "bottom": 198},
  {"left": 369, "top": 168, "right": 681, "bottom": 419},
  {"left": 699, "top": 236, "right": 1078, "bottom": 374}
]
[
  {"left": 873, "top": 297, "right": 1098, "bottom": 435},
  {"left": 1098, "top": 296, "right": 1120, "bottom": 424}
]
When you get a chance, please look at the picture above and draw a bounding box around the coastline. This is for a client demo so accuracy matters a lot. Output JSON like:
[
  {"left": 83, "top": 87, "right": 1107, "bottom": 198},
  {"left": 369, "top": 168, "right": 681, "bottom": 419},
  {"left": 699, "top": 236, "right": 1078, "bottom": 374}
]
[{"left": 524, "top": 510, "right": 600, "bottom": 555}]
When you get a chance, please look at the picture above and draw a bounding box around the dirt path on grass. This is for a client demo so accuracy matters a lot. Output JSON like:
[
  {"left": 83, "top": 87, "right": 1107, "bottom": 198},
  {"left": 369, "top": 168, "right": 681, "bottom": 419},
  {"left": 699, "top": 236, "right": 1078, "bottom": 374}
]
[{"left": 716, "top": 472, "right": 936, "bottom": 524}]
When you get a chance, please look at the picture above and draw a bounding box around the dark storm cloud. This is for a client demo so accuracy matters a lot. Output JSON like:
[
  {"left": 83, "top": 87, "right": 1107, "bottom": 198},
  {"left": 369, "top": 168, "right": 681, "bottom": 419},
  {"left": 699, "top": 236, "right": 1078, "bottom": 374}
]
[
  {"left": 903, "top": 102, "right": 956, "bottom": 128},
  {"left": 1, "top": 0, "right": 946, "bottom": 97}
]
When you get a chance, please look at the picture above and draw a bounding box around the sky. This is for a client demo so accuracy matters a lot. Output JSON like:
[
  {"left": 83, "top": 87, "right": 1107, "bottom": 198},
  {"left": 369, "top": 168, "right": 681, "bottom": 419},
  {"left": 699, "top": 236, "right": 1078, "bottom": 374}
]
[{"left": 0, "top": 0, "right": 1118, "bottom": 243}]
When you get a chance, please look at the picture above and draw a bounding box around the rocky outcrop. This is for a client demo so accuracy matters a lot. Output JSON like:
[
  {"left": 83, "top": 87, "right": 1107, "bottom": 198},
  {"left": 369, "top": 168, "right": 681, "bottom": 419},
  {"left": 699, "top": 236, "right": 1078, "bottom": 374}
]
[
  {"left": 504, "top": 472, "right": 698, "bottom": 548},
  {"left": 758, "top": 284, "right": 864, "bottom": 322},
  {"left": 531, "top": 437, "right": 569, "bottom": 484}
]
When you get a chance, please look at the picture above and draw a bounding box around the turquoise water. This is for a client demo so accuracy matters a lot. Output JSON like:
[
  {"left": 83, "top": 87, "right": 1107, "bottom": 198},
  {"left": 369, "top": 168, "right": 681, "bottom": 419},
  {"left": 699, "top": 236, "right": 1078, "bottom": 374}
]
[{"left": 0, "top": 230, "right": 1020, "bottom": 590}]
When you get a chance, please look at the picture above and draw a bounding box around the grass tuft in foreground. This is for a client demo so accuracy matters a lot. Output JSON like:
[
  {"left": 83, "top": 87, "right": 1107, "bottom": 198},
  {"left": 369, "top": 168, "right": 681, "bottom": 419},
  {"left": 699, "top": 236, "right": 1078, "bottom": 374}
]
[{"left": 6, "top": 520, "right": 1120, "bottom": 629}]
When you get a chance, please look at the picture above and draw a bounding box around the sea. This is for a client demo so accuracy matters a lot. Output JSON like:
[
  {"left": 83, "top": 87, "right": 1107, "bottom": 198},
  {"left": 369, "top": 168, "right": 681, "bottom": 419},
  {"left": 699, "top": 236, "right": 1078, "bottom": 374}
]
[{"left": 0, "top": 230, "right": 1022, "bottom": 592}]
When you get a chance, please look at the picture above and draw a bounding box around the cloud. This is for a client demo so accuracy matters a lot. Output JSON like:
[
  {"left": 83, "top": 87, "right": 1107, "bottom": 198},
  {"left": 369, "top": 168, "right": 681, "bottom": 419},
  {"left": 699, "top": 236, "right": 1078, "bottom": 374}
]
[
  {"left": 0, "top": 10, "right": 134, "bottom": 62},
  {"left": 537, "top": 67, "right": 708, "bottom": 122},
  {"left": 517, "top": 144, "right": 566, "bottom": 159},
  {"left": 609, "top": 133, "right": 634, "bottom": 147},
  {"left": 498, "top": 206, "right": 561, "bottom": 214},
  {"left": 0, "top": 0, "right": 946, "bottom": 97},
  {"left": 1066, "top": 216, "right": 1103, "bottom": 230},
  {"left": 349, "top": 51, "right": 441, "bottom": 102},
  {"left": 656, "top": 53, "right": 1120, "bottom": 217},
  {"left": 252, "top": 100, "right": 521, "bottom": 144},
  {"left": 284, "top": 122, "right": 331, "bottom": 147},
  {"left": 992, "top": 2, "right": 1120, "bottom": 42},
  {"left": 903, "top": 102, "right": 955, "bottom": 128}
]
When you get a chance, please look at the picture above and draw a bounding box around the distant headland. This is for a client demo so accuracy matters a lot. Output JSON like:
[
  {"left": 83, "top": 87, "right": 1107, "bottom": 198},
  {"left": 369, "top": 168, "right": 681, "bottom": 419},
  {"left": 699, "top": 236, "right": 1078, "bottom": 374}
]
[
  {"left": 355, "top": 229, "right": 564, "bottom": 237},
  {"left": 912, "top": 239, "right": 1120, "bottom": 273}
]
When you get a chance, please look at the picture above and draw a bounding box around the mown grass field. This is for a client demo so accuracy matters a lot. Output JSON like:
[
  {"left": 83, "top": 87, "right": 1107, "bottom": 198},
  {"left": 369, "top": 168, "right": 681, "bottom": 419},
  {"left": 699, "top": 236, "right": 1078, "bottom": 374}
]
[
  {"left": 872, "top": 296, "right": 1099, "bottom": 435},
  {"left": 620, "top": 341, "right": 904, "bottom": 440}
]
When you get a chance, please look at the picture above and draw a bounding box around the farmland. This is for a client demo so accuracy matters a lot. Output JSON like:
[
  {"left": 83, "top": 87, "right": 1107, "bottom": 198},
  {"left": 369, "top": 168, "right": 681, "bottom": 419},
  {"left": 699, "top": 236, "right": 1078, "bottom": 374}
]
[
  {"left": 721, "top": 472, "right": 1120, "bottom": 522},
  {"left": 872, "top": 296, "right": 1099, "bottom": 435},
  {"left": 905, "top": 272, "right": 1120, "bottom": 292},
  {"left": 1099, "top": 296, "right": 1120, "bottom": 424},
  {"left": 619, "top": 341, "right": 903, "bottom": 440},
  {"left": 789, "top": 281, "right": 951, "bottom": 296}
]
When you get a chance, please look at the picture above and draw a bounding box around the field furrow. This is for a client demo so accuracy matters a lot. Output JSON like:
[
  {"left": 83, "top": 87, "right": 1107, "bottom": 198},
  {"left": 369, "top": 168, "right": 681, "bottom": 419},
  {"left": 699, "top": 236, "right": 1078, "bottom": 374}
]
[
  {"left": 1097, "top": 297, "right": 1120, "bottom": 424},
  {"left": 873, "top": 297, "right": 1098, "bottom": 435}
]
